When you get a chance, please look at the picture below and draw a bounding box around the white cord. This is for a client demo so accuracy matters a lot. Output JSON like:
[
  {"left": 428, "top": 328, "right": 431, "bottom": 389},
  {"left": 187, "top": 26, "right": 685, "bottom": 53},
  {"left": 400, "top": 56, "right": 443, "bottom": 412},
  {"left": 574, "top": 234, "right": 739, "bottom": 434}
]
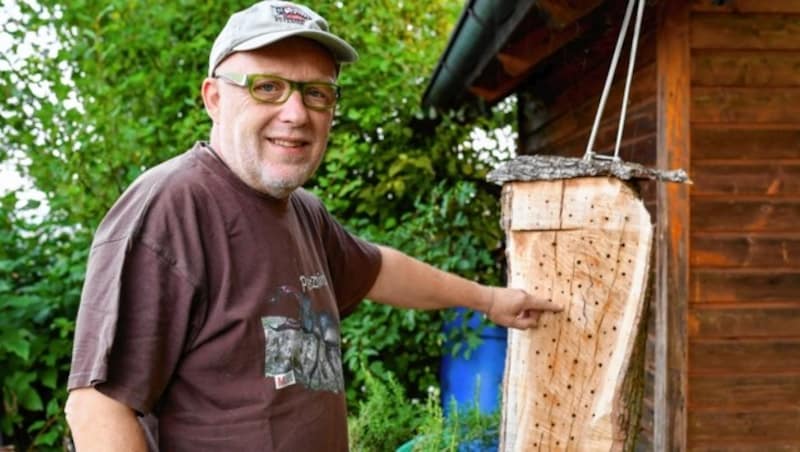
[{"left": 584, "top": 0, "right": 645, "bottom": 162}]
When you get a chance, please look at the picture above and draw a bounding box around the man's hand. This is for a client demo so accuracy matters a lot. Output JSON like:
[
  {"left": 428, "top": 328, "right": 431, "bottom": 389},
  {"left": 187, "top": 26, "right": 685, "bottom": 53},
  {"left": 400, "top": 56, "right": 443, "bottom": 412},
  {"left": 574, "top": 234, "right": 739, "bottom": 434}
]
[{"left": 483, "top": 287, "right": 563, "bottom": 330}]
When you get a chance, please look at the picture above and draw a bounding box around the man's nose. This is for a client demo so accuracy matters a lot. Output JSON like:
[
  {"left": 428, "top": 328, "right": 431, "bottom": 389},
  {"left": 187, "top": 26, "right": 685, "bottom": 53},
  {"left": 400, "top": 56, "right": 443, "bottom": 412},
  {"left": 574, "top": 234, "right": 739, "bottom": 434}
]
[{"left": 277, "top": 90, "right": 310, "bottom": 124}]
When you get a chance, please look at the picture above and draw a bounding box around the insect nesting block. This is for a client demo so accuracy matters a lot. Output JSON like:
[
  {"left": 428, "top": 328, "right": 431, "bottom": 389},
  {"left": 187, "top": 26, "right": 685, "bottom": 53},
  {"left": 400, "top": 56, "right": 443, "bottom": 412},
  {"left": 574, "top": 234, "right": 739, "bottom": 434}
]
[{"left": 488, "top": 156, "right": 688, "bottom": 451}]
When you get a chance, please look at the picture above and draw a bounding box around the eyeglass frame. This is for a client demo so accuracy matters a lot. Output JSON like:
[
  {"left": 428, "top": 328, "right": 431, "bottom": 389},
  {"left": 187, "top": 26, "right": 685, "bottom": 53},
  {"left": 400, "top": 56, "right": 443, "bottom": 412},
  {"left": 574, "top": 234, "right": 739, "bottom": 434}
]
[{"left": 214, "top": 72, "right": 341, "bottom": 111}]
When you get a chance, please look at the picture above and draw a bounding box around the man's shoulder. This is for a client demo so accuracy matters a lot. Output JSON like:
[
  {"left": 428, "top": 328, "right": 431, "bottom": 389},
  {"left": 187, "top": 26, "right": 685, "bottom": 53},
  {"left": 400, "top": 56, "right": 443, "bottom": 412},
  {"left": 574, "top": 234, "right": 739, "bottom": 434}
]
[{"left": 93, "top": 144, "right": 223, "bottom": 243}]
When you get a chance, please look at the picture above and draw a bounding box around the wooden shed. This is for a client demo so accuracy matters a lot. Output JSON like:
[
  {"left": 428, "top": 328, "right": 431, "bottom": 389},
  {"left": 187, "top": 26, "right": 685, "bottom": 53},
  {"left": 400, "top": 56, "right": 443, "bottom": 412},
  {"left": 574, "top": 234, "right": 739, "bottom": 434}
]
[{"left": 423, "top": 0, "right": 800, "bottom": 449}]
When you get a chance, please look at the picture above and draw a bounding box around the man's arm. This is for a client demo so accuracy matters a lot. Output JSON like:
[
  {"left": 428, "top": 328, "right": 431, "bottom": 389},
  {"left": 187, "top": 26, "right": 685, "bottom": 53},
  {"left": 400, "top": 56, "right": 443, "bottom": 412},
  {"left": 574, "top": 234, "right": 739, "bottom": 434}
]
[
  {"left": 65, "top": 387, "right": 148, "bottom": 452},
  {"left": 366, "top": 245, "right": 562, "bottom": 329}
]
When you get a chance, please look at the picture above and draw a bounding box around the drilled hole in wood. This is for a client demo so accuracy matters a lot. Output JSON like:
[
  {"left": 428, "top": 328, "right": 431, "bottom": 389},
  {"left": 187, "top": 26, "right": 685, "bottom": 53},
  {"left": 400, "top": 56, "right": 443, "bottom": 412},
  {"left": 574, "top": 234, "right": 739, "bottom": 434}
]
[
  {"left": 567, "top": 384, "right": 572, "bottom": 390},
  {"left": 587, "top": 334, "right": 593, "bottom": 339},
  {"left": 604, "top": 216, "right": 609, "bottom": 221},
  {"left": 535, "top": 350, "right": 540, "bottom": 355},
  {"left": 622, "top": 272, "right": 627, "bottom": 277},
  {"left": 539, "top": 262, "right": 544, "bottom": 267},
  {"left": 557, "top": 271, "right": 562, "bottom": 276},
  {"left": 606, "top": 253, "right": 611, "bottom": 259},
  {"left": 621, "top": 242, "right": 626, "bottom": 248},
  {"left": 612, "top": 326, "right": 617, "bottom": 331},
  {"left": 573, "top": 359, "right": 579, "bottom": 364},
  {"left": 598, "top": 363, "right": 603, "bottom": 368},
  {"left": 590, "top": 389, "right": 595, "bottom": 394},
  {"left": 571, "top": 413, "right": 576, "bottom": 418},
  {"left": 567, "top": 317, "right": 571, "bottom": 322}
]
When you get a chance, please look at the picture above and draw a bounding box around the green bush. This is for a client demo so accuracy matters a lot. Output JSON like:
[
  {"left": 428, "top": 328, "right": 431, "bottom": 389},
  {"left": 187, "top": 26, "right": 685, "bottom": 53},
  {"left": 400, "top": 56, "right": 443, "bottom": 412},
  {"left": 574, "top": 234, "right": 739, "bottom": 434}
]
[{"left": 0, "top": 194, "right": 88, "bottom": 449}]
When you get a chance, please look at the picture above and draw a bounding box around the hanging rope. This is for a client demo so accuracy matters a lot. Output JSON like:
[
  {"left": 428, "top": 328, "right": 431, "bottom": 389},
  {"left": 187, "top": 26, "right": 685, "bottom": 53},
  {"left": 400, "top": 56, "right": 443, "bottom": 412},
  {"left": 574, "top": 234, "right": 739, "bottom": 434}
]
[{"left": 584, "top": 0, "right": 647, "bottom": 162}]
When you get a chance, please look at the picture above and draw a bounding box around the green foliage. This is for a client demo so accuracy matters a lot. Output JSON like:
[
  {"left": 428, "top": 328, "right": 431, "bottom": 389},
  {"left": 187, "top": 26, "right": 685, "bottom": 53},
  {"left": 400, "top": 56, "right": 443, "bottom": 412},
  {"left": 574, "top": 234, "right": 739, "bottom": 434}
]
[
  {"left": 348, "top": 368, "right": 423, "bottom": 452},
  {"left": 0, "top": 193, "right": 88, "bottom": 449},
  {"left": 412, "top": 393, "right": 500, "bottom": 452},
  {"left": 349, "top": 371, "right": 501, "bottom": 452},
  {"left": 1, "top": 0, "right": 515, "bottom": 448}
]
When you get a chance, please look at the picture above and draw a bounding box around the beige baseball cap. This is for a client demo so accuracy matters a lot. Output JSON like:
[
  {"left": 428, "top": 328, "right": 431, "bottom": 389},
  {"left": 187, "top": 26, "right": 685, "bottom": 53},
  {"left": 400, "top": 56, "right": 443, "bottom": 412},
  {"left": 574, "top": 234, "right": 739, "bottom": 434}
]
[{"left": 208, "top": 1, "right": 358, "bottom": 77}]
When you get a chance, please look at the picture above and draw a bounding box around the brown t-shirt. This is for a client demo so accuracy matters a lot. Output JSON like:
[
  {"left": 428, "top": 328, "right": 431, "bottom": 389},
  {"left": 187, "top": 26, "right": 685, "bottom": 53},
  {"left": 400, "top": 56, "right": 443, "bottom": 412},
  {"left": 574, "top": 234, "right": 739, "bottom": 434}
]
[{"left": 68, "top": 142, "right": 382, "bottom": 451}]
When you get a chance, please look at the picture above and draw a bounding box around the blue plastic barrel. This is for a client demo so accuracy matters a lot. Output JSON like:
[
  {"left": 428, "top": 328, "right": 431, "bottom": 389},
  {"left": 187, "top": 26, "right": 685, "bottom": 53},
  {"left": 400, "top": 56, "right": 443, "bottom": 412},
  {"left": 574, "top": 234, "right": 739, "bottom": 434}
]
[{"left": 440, "top": 307, "right": 507, "bottom": 416}]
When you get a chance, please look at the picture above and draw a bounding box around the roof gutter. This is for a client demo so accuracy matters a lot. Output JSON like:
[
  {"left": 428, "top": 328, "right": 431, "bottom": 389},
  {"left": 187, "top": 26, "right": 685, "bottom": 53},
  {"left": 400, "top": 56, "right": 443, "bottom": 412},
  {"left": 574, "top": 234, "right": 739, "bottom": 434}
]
[{"left": 422, "top": 0, "right": 538, "bottom": 111}]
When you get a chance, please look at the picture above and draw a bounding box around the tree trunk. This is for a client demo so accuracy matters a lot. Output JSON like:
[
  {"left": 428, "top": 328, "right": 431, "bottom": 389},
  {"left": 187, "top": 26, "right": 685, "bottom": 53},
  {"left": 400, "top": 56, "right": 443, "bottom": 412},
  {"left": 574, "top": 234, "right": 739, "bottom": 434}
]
[{"left": 499, "top": 176, "right": 652, "bottom": 451}]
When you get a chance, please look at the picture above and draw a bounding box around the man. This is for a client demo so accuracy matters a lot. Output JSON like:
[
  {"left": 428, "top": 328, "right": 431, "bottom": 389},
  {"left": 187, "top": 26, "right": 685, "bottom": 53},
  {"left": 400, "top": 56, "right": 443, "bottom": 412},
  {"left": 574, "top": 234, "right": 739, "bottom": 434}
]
[{"left": 65, "top": 1, "right": 561, "bottom": 450}]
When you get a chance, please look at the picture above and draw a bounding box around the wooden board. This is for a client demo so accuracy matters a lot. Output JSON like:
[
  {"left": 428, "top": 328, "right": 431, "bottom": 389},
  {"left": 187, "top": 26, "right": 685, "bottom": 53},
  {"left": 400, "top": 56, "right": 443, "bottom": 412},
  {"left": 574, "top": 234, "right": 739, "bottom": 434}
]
[
  {"left": 689, "top": 304, "right": 800, "bottom": 338},
  {"left": 692, "top": 87, "right": 800, "bottom": 124},
  {"left": 691, "top": 269, "right": 800, "bottom": 303},
  {"left": 692, "top": 50, "right": 800, "bottom": 87},
  {"left": 500, "top": 177, "right": 652, "bottom": 451},
  {"left": 692, "top": 127, "right": 800, "bottom": 160},
  {"left": 691, "top": 198, "right": 800, "bottom": 233},
  {"left": 689, "top": 374, "right": 800, "bottom": 411},
  {"left": 691, "top": 233, "right": 800, "bottom": 268},
  {"left": 691, "top": 162, "right": 800, "bottom": 196},
  {"left": 692, "top": 0, "right": 800, "bottom": 14},
  {"left": 691, "top": 13, "right": 800, "bottom": 50},
  {"left": 690, "top": 339, "right": 800, "bottom": 374}
]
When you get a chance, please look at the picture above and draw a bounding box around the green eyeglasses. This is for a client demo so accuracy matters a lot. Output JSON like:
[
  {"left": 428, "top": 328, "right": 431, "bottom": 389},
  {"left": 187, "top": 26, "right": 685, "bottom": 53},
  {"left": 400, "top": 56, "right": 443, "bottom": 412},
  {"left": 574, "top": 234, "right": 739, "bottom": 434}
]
[{"left": 215, "top": 72, "right": 340, "bottom": 111}]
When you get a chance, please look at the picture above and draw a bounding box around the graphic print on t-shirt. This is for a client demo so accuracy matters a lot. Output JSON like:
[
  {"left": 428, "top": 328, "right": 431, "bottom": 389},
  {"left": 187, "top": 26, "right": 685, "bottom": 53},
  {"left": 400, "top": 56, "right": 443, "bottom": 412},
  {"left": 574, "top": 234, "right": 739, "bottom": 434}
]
[{"left": 262, "top": 285, "right": 344, "bottom": 392}]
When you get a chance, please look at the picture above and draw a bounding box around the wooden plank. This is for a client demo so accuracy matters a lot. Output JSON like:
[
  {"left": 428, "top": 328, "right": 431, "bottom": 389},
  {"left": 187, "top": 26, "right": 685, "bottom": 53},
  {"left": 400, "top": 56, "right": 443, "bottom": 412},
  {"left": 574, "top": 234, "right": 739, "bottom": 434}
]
[
  {"left": 689, "top": 410, "right": 800, "bottom": 442},
  {"left": 535, "top": 0, "right": 604, "bottom": 28},
  {"left": 691, "top": 269, "right": 800, "bottom": 303},
  {"left": 692, "top": 127, "right": 800, "bottom": 160},
  {"left": 691, "top": 233, "right": 800, "bottom": 268},
  {"left": 689, "top": 304, "right": 800, "bottom": 338},
  {"left": 693, "top": 87, "right": 800, "bottom": 124},
  {"left": 655, "top": 0, "right": 690, "bottom": 450},
  {"left": 692, "top": 50, "right": 800, "bottom": 87},
  {"left": 689, "top": 440, "right": 800, "bottom": 452},
  {"left": 691, "top": 198, "right": 800, "bottom": 233},
  {"left": 690, "top": 339, "right": 800, "bottom": 373},
  {"left": 527, "top": 104, "right": 657, "bottom": 162},
  {"left": 689, "top": 374, "right": 800, "bottom": 411},
  {"left": 691, "top": 162, "right": 800, "bottom": 196},
  {"left": 692, "top": 0, "right": 800, "bottom": 14},
  {"left": 500, "top": 177, "right": 652, "bottom": 451},
  {"left": 692, "top": 13, "right": 800, "bottom": 50},
  {"left": 524, "top": 66, "right": 657, "bottom": 154}
]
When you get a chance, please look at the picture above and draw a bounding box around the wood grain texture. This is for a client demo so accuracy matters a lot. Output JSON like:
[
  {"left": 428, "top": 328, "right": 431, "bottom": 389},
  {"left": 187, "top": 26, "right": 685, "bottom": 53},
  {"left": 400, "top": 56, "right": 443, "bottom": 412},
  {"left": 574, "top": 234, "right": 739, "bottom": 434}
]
[
  {"left": 693, "top": 87, "right": 800, "bottom": 124},
  {"left": 688, "top": 304, "right": 800, "bottom": 338},
  {"left": 691, "top": 269, "right": 800, "bottom": 303},
  {"left": 655, "top": 0, "right": 691, "bottom": 449},
  {"left": 692, "top": 127, "right": 800, "bottom": 159},
  {"left": 692, "top": 0, "right": 800, "bottom": 14},
  {"left": 690, "top": 339, "right": 800, "bottom": 373},
  {"left": 689, "top": 374, "right": 800, "bottom": 411},
  {"left": 691, "top": 233, "right": 800, "bottom": 268},
  {"left": 691, "top": 162, "right": 800, "bottom": 196},
  {"left": 692, "top": 50, "right": 800, "bottom": 87},
  {"left": 500, "top": 177, "right": 652, "bottom": 451},
  {"left": 690, "top": 198, "right": 800, "bottom": 233},
  {"left": 692, "top": 13, "right": 800, "bottom": 50}
]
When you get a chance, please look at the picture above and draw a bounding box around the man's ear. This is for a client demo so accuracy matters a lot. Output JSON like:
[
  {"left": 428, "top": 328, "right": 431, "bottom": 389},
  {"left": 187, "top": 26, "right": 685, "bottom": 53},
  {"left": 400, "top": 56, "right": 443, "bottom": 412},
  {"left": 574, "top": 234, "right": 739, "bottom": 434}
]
[{"left": 201, "top": 78, "right": 221, "bottom": 123}]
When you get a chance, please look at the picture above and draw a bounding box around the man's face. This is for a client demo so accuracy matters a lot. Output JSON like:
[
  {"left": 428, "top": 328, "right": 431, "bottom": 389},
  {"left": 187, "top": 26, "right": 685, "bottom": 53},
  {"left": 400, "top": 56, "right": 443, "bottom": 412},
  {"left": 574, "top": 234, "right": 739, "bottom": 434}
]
[{"left": 207, "top": 37, "right": 338, "bottom": 198}]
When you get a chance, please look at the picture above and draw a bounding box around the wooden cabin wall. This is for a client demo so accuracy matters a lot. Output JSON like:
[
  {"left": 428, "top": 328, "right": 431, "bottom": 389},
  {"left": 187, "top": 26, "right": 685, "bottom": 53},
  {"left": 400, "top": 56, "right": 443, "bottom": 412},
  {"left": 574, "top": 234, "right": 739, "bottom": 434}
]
[
  {"left": 516, "top": 7, "right": 660, "bottom": 448},
  {"left": 688, "top": 1, "right": 800, "bottom": 450}
]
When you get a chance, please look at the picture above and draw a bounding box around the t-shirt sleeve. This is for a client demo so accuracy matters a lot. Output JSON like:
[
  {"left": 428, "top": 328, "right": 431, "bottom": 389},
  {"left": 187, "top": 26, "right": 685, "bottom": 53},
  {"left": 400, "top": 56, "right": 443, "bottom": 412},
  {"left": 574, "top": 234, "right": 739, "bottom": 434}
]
[
  {"left": 68, "top": 237, "right": 200, "bottom": 414},
  {"left": 311, "top": 204, "right": 382, "bottom": 317}
]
